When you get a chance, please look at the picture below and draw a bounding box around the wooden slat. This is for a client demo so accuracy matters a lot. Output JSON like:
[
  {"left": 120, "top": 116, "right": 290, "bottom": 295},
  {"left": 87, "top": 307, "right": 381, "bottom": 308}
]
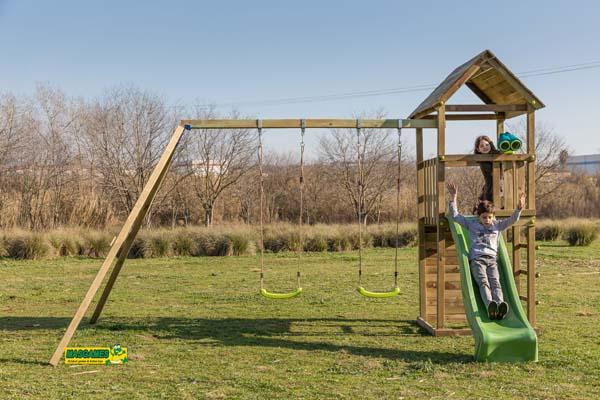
[
  {"left": 443, "top": 154, "right": 530, "bottom": 163},
  {"left": 416, "top": 127, "right": 426, "bottom": 319},
  {"left": 426, "top": 313, "right": 467, "bottom": 323},
  {"left": 446, "top": 104, "right": 528, "bottom": 112},
  {"left": 425, "top": 264, "right": 460, "bottom": 274},
  {"left": 50, "top": 124, "right": 187, "bottom": 366},
  {"left": 426, "top": 280, "right": 461, "bottom": 290},
  {"left": 427, "top": 298, "right": 464, "bottom": 307},
  {"left": 504, "top": 161, "right": 514, "bottom": 210},
  {"left": 423, "top": 113, "right": 497, "bottom": 120},
  {"left": 181, "top": 118, "right": 438, "bottom": 130}
]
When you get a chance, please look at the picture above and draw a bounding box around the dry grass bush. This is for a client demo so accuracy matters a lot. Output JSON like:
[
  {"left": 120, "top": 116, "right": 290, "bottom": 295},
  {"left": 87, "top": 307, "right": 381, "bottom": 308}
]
[
  {"left": 0, "top": 222, "right": 419, "bottom": 259},
  {"left": 535, "top": 221, "right": 563, "bottom": 241},
  {"left": 6, "top": 233, "right": 49, "bottom": 259},
  {"left": 564, "top": 224, "right": 598, "bottom": 246},
  {"left": 81, "top": 232, "right": 112, "bottom": 258}
]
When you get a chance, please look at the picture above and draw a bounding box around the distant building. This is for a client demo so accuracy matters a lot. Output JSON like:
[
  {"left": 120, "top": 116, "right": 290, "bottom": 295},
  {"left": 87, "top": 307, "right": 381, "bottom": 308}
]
[{"left": 565, "top": 154, "right": 600, "bottom": 175}]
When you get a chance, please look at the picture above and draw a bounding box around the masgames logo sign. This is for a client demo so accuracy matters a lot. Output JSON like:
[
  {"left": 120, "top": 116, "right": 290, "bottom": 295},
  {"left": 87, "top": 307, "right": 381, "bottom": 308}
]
[{"left": 65, "top": 345, "right": 128, "bottom": 365}]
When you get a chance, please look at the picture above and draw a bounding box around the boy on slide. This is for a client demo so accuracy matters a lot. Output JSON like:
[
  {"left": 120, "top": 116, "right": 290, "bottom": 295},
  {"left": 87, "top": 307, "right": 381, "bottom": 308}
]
[{"left": 447, "top": 182, "right": 525, "bottom": 320}]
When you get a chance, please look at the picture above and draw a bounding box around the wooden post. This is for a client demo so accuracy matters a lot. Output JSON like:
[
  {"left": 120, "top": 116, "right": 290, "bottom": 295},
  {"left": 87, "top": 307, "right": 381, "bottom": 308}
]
[
  {"left": 49, "top": 124, "right": 187, "bottom": 366},
  {"left": 436, "top": 105, "right": 446, "bottom": 329},
  {"left": 526, "top": 106, "right": 536, "bottom": 326},
  {"left": 416, "top": 128, "right": 426, "bottom": 319}
]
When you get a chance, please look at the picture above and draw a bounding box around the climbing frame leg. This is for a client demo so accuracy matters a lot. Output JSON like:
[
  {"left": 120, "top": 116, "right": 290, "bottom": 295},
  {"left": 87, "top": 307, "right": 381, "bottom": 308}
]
[{"left": 49, "top": 124, "right": 187, "bottom": 366}]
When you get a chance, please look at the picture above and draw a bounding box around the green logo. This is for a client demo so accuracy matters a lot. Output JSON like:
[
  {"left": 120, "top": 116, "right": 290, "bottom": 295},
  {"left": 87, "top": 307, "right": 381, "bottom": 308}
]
[{"left": 65, "top": 345, "right": 128, "bottom": 365}]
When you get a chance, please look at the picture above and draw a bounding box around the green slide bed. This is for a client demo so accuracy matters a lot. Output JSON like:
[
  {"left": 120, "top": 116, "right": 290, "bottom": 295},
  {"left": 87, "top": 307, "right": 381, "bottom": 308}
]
[{"left": 447, "top": 215, "right": 538, "bottom": 362}]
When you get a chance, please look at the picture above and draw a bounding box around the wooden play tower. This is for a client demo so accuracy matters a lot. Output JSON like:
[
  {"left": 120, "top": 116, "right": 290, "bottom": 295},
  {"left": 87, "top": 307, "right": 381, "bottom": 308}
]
[{"left": 411, "top": 50, "right": 543, "bottom": 336}]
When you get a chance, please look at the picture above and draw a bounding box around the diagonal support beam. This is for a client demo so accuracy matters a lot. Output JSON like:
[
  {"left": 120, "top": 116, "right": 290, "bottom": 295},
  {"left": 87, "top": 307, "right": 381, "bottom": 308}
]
[{"left": 49, "top": 124, "right": 187, "bottom": 366}]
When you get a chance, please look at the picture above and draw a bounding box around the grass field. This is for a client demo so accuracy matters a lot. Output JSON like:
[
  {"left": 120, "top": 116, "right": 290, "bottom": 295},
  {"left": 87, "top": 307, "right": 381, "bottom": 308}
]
[{"left": 1, "top": 241, "right": 599, "bottom": 399}]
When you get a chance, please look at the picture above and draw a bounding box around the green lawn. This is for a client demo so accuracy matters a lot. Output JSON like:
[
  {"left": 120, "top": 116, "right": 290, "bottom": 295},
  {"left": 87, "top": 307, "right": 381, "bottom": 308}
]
[{"left": 1, "top": 241, "right": 599, "bottom": 399}]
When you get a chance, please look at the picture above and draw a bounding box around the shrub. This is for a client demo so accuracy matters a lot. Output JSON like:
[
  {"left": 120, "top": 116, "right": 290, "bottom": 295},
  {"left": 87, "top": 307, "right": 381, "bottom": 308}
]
[
  {"left": 81, "top": 233, "right": 112, "bottom": 258},
  {"left": 144, "top": 235, "right": 171, "bottom": 257},
  {"left": 304, "top": 234, "right": 328, "bottom": 252},
  {"left": 7, "top": 235, "right": 49, "bottom": 259},
  {"left": 564, "top": 225, "right": 598, "bottom": 246},
  {"left": 0, "top": 236, "right": 8, "bottom": 257},
  {"left": 348, "top": 231, "right": 373, "bottom": 250},
  {"left": 225, "top": 233, "right": 252, "bottom": 256},
  {"left": 536, "top": 223, "right": 563, "bottom": 241},
  {"left": 127, "top": 237, "right": 146, "bottom": 258},
  {"left": 327, "top": 233, "right": 353, "bottom": 252},
  {"left": 48, "top": 234, "right": 78, "bottom": 256},
  {"left": 172, "top": 232, "right": 195, "bottom": 256}
]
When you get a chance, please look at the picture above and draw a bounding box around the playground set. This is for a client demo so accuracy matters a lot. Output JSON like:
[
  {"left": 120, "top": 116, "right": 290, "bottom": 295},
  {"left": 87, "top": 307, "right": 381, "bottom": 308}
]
[{"left": 49, "top": 49, "right": 542, "bottom": 365}]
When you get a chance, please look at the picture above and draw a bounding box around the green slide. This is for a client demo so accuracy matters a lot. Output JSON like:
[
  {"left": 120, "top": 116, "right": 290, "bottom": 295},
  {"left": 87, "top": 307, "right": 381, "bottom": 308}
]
[{"left": 447, "top": 215, "right": 538, "bottom": 362}]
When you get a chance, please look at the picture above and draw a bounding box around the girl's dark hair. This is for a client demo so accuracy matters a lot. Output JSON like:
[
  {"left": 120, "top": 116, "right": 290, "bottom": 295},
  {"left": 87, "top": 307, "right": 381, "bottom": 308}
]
[
  {"left": 474, "top": 135, "right": 499, "bottom": 154},
  {"left": 476, "top": 201, "right": 496, "bottom": 216}
]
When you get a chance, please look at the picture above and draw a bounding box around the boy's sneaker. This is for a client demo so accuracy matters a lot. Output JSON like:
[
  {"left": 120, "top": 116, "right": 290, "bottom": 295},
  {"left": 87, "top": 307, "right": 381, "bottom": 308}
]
[
  {"left": 497, "top": 302, "right": 509, "bottom": 320},
  {"left": 487, "top": 301, "right": 498, "bottom": 320}
]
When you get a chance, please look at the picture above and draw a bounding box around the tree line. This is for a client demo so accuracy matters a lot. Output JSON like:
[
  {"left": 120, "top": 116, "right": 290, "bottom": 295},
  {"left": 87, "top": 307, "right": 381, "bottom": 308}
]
[{"left": 0, "top": 85, "right": 595, "bottom": 231}]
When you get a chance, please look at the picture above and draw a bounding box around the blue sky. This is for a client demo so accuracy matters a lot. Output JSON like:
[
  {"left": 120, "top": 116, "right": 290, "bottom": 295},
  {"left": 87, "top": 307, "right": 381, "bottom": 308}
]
[{"left": 1, "top": 0, "right": 599, "bottom": 157}]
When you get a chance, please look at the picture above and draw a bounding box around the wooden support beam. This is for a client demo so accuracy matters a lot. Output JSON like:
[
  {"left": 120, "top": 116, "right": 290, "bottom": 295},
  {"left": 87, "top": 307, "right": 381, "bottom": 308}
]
[
  {"left": 422, "top": 113, "right": 497, "bottom": 121},
  {"left": 49, "top": 124, "right": 187, "bottom": 366},
  {"left": 416, "top": 128, "right": 427, "bottom": 319},
  {"left": 181, "top": 118, "right": 437, "bottom": 130},
  {"left": 446, "top": 104, "right": 528, "bottom": 112},
  {"left": 436, "top": 106, "right": 446, "bottom": 329}
]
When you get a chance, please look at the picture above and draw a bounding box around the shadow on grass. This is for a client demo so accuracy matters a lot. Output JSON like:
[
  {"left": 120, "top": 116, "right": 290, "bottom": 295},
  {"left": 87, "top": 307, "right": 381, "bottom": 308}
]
[{"left": 1, "top": 316, "right": 472, "bottom": 364}]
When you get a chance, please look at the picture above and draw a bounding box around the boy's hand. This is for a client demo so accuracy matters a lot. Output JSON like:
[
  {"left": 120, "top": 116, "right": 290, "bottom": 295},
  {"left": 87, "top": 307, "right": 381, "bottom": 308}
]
[
  {"left": 518, "top": 191, "right": 526, "bottom": 210},
  {"left": 447, "top": 182, "right": 458, "bottom": 199}
]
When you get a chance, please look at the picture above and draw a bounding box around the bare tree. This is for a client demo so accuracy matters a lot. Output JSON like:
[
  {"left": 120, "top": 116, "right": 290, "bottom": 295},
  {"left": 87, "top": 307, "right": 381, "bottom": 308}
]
[
  {"left": 79, "top": 86, "right": 176, "bottom": 220},
  {"left": 319, "top": 113, "right": 397, "bottom": 225},
  {"left": 182, "top": 108, "right": 256, "bottom": 226},
  {"left": 508, "top": 120, "right": 569, "bottom": 199}
]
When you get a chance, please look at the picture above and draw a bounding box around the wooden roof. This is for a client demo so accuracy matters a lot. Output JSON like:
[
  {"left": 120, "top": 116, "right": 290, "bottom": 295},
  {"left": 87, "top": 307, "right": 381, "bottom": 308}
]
[{"left": 409, "top": 50, "right": 545, "bottom": 119}]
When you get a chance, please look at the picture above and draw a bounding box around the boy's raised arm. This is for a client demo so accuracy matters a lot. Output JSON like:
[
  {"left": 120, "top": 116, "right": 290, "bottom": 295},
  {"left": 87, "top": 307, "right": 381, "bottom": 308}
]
[
  {"left": 447, "top": 182, "right": 469, "bottom": 227},
  {"left": 496, "top": 192, "right": 525, "bottom": 231}
]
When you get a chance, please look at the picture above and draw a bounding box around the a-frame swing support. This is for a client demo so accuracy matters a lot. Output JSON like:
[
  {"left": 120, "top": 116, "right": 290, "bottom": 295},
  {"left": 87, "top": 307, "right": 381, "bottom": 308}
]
[{"left": 49, "top": 118, "right": 436, "bottom": 366}]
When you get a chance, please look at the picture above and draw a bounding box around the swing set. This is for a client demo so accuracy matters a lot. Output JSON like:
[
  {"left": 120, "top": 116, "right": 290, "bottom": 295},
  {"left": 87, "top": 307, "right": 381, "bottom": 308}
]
[
  {"left": 258, "top": 119, "right": 405, "bottom": 299},
  {"left": 49, "top": 49, "right": 542, "bottom": 365}
]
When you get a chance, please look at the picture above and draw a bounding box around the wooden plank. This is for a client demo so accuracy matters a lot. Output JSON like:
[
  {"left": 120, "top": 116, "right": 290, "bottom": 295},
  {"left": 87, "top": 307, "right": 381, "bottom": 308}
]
[
  {"left": 425, "top": 264, "right": 460, "bottom": 274},
  {"left": 430, "top": 327, "right": 472, "bottom": 337},
  {"left": 428, "top": 288, "right": 461, "bottom": 298},
  {"left": 419, "top": 220, "right": 427, "bottom": 318},
  {"left": 443, "top": 154, "right": 530, "bottom": 163},
  {"left": 504, "top": 161, "right": 514, "bottom": 210},
  {"left": 445, "top": 104, "right": 528, "bottom": 112},
  {"left": 427, "top": 298, "right": 464, "bottom": 307},
  {"left": 492, "top": 162, "right": 501, "bottom": 205},
  {"left": 416, "top": 317, "right": 436, "bottom": 335},
  {"left": 527, "top": 220, "right": 536, "bottom": 326},
  {"left": 426, "top": 280, "right": 461, "bottom": 290},
  {"left": 436, "top": 106, "right": 446, "bottom": 329},
  {"left": 513, "top": 225, "right": 521, "bottom": 293},
  {"left": 181, "top": 118, "right": 438, "bottom": 130},
  {"left": 427, "top": 313, "right": 467, "bottom": 323},
  {"left": 423, "top": 114, "right": 497, "bottom": 120},
  {"left": 485, "top": 58, "right": 542, "bottom": 108},
  {"left": 49, "top": 124, "right": 187, "bottom": 366},
  {"left": 416, "top": 127, "right": 426, "bottom": 319}
]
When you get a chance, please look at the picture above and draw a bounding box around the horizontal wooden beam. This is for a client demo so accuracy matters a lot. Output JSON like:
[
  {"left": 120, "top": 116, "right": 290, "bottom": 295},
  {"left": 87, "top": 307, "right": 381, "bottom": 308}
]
[
  {"left": 443, "top": 154, "right": 531, "bottom": 163},
  {"left": 445, "top": 104, "right": 528, "bottom": 112},
  {"left": 180, "top": 118, "right": 438, "bottom": 130},
  {"left": 423, "top": 114, "right": 497, "bottom": 121}
]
